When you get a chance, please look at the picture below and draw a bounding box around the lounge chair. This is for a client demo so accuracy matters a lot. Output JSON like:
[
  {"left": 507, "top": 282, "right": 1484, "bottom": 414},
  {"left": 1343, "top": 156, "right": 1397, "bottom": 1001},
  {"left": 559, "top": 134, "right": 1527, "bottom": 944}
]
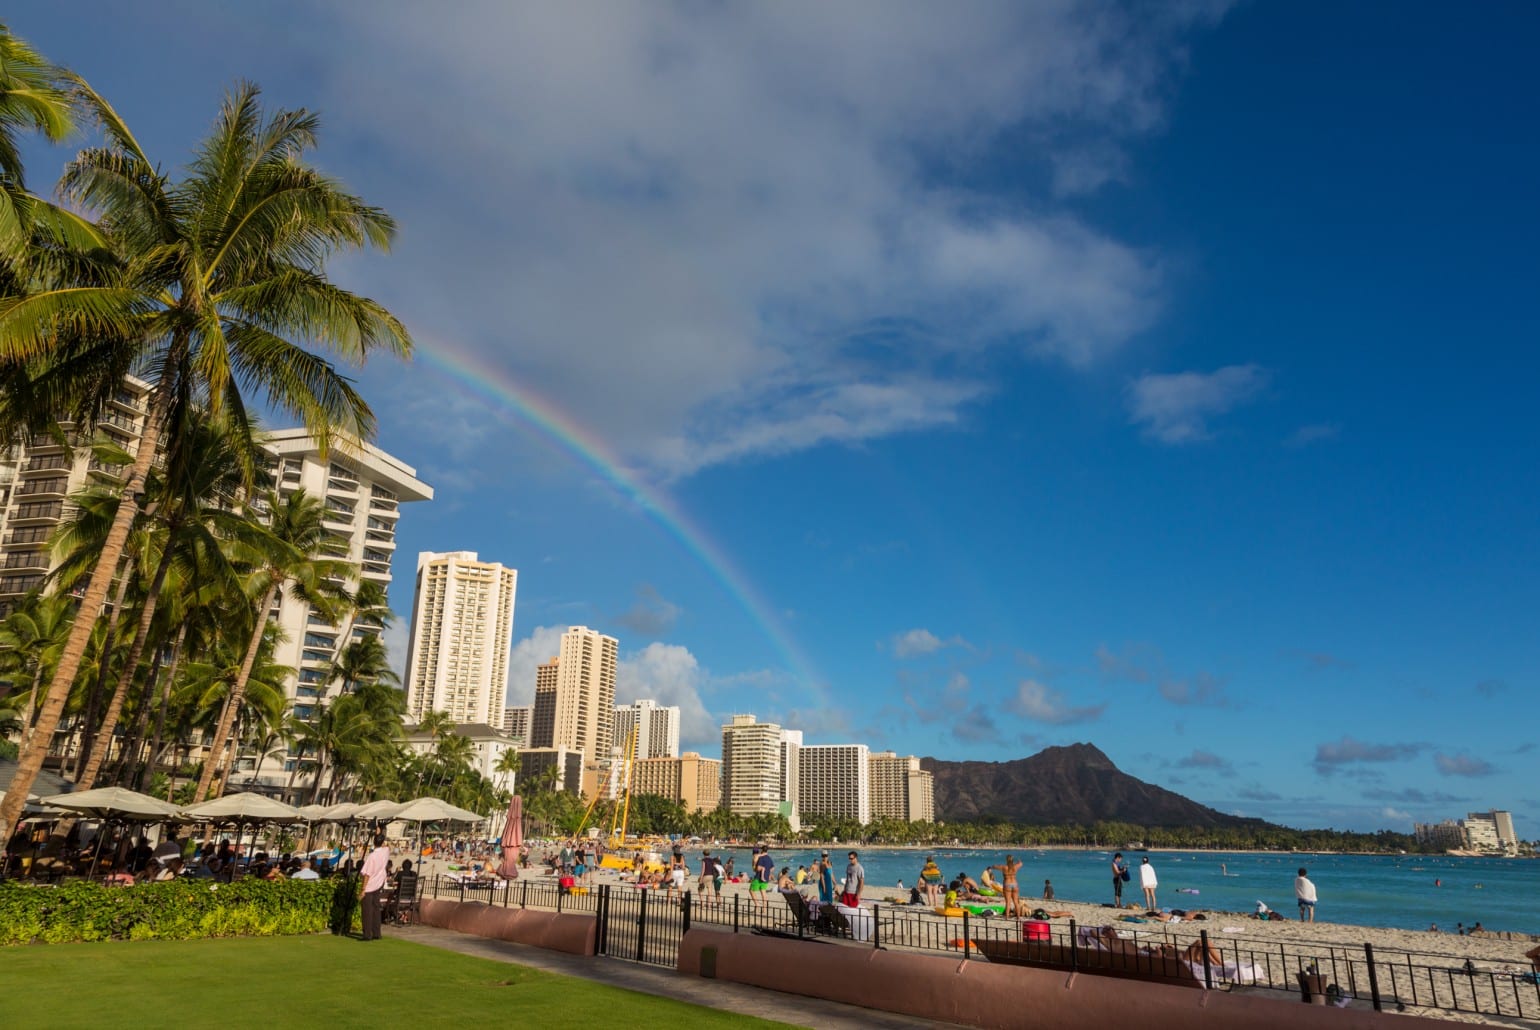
[{"left": 390, "top": 872, "right": 420, "bottom": 924}]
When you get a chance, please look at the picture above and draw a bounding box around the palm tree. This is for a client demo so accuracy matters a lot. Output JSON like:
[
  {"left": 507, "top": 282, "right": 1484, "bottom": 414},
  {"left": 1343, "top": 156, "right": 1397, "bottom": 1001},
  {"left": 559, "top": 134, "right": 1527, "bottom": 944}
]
[
  {"left": 0, "top": 81, "right": 410, "bottom": 833},
  {"left": 494, "top": 747, "right": 521, "bottom": 793},
  {"left": 0, "top": 592, "right": 72, "bottom": 741},
  {"left": 194, "top": 487, "right": 351, "bottom": 801},
  {"left": 329, "top": 633, "right": 396, "bottom": 695},
  {"left": 0, "top": 23, "right": 92, "bottom": 260},
  {"left": 61, "top": 413, "right": 252, "bottom": 788}
]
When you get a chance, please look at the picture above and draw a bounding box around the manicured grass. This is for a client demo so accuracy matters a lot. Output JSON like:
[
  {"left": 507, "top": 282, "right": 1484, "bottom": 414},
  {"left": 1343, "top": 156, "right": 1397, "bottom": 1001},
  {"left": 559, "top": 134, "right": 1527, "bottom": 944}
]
[{"left": 4, "top": 934, "right": 789, "bottom": 1028}]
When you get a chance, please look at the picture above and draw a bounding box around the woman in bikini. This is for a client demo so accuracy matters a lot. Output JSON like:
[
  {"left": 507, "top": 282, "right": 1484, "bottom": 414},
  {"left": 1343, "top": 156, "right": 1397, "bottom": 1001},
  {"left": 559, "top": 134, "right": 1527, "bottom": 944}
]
[{"left": 988, "top": 854, "right": 1024, "bottom": 917}]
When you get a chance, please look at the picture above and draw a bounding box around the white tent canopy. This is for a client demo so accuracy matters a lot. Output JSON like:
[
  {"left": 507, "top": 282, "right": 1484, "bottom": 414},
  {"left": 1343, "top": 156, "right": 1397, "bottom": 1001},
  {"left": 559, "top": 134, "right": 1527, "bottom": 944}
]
[{"left": 393, "top": 797, "right": 483, "bottom": 824}]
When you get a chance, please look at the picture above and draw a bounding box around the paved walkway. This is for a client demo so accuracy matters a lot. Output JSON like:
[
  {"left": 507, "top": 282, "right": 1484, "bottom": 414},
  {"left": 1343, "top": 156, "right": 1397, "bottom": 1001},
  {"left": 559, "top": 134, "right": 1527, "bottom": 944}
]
[{"left": 391, "top": 924, "right": 961, "bottom": 1029}]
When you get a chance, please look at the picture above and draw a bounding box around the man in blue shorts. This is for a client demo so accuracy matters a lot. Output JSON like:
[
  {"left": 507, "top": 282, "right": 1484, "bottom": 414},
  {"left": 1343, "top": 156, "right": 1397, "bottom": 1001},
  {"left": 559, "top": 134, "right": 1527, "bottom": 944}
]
[{"left": 1295, "top": 867, "right": 1317, "bottom": 922}]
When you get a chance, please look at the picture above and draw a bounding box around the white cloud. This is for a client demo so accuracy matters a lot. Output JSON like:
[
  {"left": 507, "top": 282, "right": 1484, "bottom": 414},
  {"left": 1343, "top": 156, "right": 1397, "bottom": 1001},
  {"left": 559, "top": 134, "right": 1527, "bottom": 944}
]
[
  {"left": 263, "top": 2, "right": 1229, "bottom": 478},
  {"left": 1005, "top": 679, "right": 1105, "bottom": 725},
  {"left": 614, "top": 584, "right": 682, "bottom": 637},
  {"left": 1381, "top": 807, "right": 1412, "bottom": 824},
  {"left": 504, "top": 625, "right": 571, "bottom": 706},
  {"left": 380, "top": 618, "right": 410, "bottom": 679},
  {"left": 890, "top": 628, "right": 969, "bottom": 659},
  {"left": 619, "top": 642, "right": 717, "bottom": 750},
  {"left": 1126, "top": 364, "right": 1270, "bottom": 444}
]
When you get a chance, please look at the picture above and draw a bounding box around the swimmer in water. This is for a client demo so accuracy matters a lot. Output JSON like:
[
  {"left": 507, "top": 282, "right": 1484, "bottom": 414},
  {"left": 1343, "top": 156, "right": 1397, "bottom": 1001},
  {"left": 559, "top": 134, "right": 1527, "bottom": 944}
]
[{"left": 1435, "top": 878, "right": 1442, "bottom": 887}]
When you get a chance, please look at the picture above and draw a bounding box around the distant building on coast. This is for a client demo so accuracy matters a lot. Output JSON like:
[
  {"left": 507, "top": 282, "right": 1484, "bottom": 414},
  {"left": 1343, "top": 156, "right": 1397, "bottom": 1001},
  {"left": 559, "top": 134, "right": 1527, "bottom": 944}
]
[
  {"left": 528, "top": 626, "right": 618, "bottom": 761},
  {"left": 1416, "top": 810, "right": 1520, "bottom": 855},
  {"left": 798, "top": 743, "right": 872, "bottom": 826},
  {"left": 502, "top": 705, "right": 531, "bottom": 746},
  {"left": 402, "top": 550, "right": 518, "bottom": 727},
  {"left": 614, "top": 699, "right": 681, "bottom": 759},
  {"left": 869, "top": 751, "right": 936, "bottom": 823},
  {"left": 633, "top": 751, "right": 721, "bottom": 813}
]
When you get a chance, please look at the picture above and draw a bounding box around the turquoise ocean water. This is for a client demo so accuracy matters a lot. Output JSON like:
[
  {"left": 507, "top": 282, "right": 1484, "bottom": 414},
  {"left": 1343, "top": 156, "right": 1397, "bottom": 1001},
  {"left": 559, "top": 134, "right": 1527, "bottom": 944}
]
[{"left": 712, "top": 847, "right": 1538, "bottom": 934}]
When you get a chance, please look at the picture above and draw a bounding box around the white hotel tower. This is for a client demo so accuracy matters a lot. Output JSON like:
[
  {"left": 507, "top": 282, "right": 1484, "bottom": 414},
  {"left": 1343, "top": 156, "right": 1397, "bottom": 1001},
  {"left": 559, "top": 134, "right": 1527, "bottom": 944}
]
[{"left": 403, "top": 551, "right": 519, "bottom": 727}]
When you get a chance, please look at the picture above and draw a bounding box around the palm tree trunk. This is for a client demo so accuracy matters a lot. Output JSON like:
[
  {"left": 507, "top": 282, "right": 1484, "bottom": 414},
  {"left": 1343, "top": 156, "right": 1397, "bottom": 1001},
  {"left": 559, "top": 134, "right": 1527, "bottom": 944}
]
[
  {"left": 112, "top": 644, "right": 164, "bottom": 787},
  {"left": 0, "top": 375, "right": 171, "bottom": 834},
  {"left": 19, "top": 665, "right": 43, "bottom": 743},
  {"left": 308, "top": 752, "right": 328, "bottom": 805},
  {"left": 192, "top": 580, "right": 277, "bottom": 803},
  {"left": 78, "top": 542, "right": 174, "bottom": 789},
  {"left": 138, "top": 622, "right": 186, "bottom": 792},
  {"left": 70, "top": 562, "right": 134, "bottom": 781}
]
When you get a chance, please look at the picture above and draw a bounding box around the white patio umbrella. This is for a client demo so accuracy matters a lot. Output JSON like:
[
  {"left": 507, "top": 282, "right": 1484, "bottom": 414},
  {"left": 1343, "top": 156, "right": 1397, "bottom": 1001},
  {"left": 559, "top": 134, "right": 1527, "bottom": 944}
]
[
  {"left": 352, "top": 799, "right": 404, "bottom": 820},
  {"left": 182, "top": 792, "right": 302, "bottom": 822},
  {"left": 294, "top": 803, "right": 335, "bottom": 822},
  {"left": 42, "top": 786, "right": 182, "bottom": 820},
  {"left": 393, "top": 797, "right": 483, "bottom": 823},
  {"left": 322, "top": 802, "right": 362, "bottom": 821}
]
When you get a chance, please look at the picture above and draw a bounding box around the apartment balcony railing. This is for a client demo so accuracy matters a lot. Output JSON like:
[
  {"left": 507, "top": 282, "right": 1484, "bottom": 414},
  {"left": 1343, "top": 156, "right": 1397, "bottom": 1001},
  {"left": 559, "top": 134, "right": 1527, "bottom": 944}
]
[
  {"left": 22, "top": 455, "right": 72, "bottom": 473},
  {"left": 3, "top": 526, "right": 51, "bottom": 546},
  {"left": 16, "top": 477, "right": 68, "bottom": 497},
  {"left": 98, "top": 410, "right": 140, "bottom": 433},
  {"left": 0, "top": 573, "right": 45, "bottom": 595},
  {"left": 11, "top": 501, "right": 64, "bottom": 520},
  {"left": 1, "top": 550, "right": 48, "bottom": 570}
]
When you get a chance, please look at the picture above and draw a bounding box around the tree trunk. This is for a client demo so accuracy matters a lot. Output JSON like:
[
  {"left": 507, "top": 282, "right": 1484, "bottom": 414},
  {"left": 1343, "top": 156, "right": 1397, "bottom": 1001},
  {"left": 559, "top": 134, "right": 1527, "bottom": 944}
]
[
  {"left": 70, "top": 563, "right": 134, "bottom": 781},
  {"left": 308, "top": 752, "right": 328, "bottom": 805},
  {"left": 78, "top": 541, "right": 174, "bottom": 789},
  {"left": 138, "top": 622, "right": 186, "bottom": 792},
  {"left": 112, "top": 644, "right": 164, "bottom": 787},
  {"left": 192, "top": 580, "right": 277, "bottom": 803},
  {"left": 0, "top": 379, "right": 170, "bottom": 836}
]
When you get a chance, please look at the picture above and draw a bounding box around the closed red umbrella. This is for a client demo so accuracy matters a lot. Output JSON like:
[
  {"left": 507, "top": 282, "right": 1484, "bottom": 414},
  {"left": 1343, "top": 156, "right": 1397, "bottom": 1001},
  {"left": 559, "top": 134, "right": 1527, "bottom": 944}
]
[{"left": 497, "top": 795, "right": 523, "bottom": 879}]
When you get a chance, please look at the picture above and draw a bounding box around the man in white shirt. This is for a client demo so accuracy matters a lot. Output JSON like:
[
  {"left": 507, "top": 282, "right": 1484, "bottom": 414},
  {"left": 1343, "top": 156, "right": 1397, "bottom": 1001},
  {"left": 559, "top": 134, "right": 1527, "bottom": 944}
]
[
  {"left": 360, "top": 833, "right": 390, "bottom": 940},
  {"left": 1295, "top": 867, "right": 1318, "bottom": 922},
  {"left": 291, "top": 859, "right": 320, "bottom": 881}
]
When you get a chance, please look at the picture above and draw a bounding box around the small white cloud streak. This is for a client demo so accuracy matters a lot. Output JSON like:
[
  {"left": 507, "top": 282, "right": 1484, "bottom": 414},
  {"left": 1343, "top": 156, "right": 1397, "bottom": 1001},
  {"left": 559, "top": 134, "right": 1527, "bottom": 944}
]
[{"left": 1127, "top": 364, "right": 1269, "bottom": 444}]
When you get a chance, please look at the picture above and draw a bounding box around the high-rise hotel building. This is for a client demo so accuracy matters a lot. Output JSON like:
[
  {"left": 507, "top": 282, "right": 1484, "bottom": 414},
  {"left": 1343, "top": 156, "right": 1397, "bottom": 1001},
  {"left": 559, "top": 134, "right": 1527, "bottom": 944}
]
[
  {"left": 0, "top": 376, "right": 154, "bottom": 617},
  {"left": 869, "top": 751, "right": 935, "bottom": 823},
  {"left": 613, "top": 699, "right": 681, "bottom": 759},
  {"left": 721, "top": 714, "right": 791, "bottom": 818},
  {"left": 527, "top": 626, "right": 618, "bottom": 760},
  {"left": 633, "top": 751, "right": 721, "bottom": 813},
  {"left": 797, "top": 743, "right": 871, "bottom": 825},
  {"left": 402, "top": 551, "right": 518, "bottom": 726},
  {"left": 261, "top": 430, "right": 432, "bottom": 721}
]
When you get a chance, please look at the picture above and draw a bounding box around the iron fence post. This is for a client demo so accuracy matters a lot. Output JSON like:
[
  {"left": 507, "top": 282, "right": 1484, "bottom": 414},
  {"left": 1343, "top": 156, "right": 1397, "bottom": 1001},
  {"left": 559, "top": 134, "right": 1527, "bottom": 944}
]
[
  {"left": 597, "top": 885, "right": 608, "bottom": 956},
  {"left": 557, "top": 883, "right": 564, "bottom": 913},
  {"left": 873, "top": 903, "right": 881, "bottom": 949},
  {"left": 962, "top": 910, "right": 970, "bottom": 961},
  {"left": 683, "top": 889, "right": 692, "bottom": 935},
  {"left": 521, "top": 879, "right": 528, "bottom": 908},
  {"left": 1069, "top": 918, "right": 1078, "bottom": 970},
  {"left": 637, "top": 886, "right": 648, "bottom": 962},
  {"left": 1365, "top": 943, "right": 1382, "bottom": 1011},
  {"left": 1200, "top": 930, "right": 1213, "bottom": 990},
  {"left": 733, "top": 894, "right": 740, "bottom": 933}
]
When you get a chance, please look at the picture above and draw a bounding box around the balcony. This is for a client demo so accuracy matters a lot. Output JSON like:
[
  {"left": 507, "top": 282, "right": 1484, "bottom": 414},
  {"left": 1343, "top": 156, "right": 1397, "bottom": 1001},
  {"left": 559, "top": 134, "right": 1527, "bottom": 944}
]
[
  {"left": 97, "top": 410, "right": 140, "bottom": 434},
  {"left": 368, "top": 496, "right": 398, "bottom": 514},
  {"left": 22, "top": 455, "right": 71, "bottom": 474},
  {"left": 109, "top": 390, "right": 146, "bottom": 413},
  {"left": 17, "top": 477, "right": 68, "bottom": 498},
  {"left": 3, "top": 525, "right": 51, "bottom": 546},
  {"left": 10, "top": 501, "right": 63, "bottom": 521},
  {"left": 26, "top": 432, "right": 72, "bottom": 451},
  {"left": 1, "top": 550, "right": 48, "bottom": 571},
  {"left": 87, "top": 457, "right": 127, "bottom": 479},
  {"left": 0, "top": 574, "right": 45, "bottom": 595}
]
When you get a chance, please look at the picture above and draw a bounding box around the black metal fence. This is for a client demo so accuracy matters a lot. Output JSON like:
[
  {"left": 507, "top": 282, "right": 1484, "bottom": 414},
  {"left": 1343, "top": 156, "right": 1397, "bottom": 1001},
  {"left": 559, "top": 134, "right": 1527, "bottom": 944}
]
[{"left": 419, "top": 876, "right": 1540, "bottom": 1020}]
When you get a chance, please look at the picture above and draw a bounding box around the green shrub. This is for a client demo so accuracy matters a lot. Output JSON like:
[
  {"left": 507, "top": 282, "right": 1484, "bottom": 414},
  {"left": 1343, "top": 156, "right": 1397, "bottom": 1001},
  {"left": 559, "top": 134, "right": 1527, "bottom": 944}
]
[{"left": 0, "top": 878, "right": 358, "bottom": 946}]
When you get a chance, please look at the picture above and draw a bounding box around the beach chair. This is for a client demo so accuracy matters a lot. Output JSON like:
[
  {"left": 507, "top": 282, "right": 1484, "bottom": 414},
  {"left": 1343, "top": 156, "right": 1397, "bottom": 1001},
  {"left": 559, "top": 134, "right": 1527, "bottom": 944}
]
[{"left": 391, "top": 871, "right": 420, "bottom": 925}]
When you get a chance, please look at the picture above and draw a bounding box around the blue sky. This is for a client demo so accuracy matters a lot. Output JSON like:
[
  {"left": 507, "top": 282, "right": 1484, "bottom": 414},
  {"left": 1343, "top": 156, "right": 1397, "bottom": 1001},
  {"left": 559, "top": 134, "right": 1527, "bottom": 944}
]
[{"left": 12, "top": 2, "right": 1538, "bottom": 833}]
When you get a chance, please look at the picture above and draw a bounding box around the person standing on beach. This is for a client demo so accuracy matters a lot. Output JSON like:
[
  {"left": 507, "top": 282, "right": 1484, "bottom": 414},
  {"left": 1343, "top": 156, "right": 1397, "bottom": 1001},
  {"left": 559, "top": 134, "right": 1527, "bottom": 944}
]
[
  {"left": 699, "top": 850, "right": 721, "bottom": 897},
  {"left": 360, "top": 831, "right": 390, "bottom": 941},
  {"left": 1295, "top": 867, "right": 1317, "bottom": 922},
  {"left": 751, "top": 845, "right": 775, "bottom": 910},
  {"left": 919, "top": 855, "right": 943, "bottom": 908},
  {"left": 817, "top": 851, "right": 835, "bottom": 905},
  {"left": 988, "top": 854, "right": 1023, "bottom": 917},
  {"left": 1139, "top": 856, "right": 1158, "bottom": 911},
  {"left": 1112, "top": 852, "right": 1128, "bottom": 907},
  {"left": 842, "top": 850, "right": 865, "bottom": 907}
]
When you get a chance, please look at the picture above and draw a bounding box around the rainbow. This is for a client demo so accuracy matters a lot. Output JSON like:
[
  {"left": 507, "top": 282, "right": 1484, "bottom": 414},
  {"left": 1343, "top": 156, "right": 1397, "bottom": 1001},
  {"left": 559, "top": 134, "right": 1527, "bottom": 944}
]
[{"left": 414, "top": 340, "right": 821, "bottom": 692}]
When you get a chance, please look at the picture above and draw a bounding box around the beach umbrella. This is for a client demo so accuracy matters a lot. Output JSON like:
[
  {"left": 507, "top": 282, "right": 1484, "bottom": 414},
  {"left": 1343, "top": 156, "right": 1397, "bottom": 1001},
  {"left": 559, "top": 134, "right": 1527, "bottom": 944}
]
[
  {"left": 182, "top": 792, "right": 302, "bottom": 822},
  {"left": 393, "top": 797, "right": 483, "bottom": 824},
  {"left": 322, "top": 802, "right": 362, "bottom": 821},
  {"left": 294, "top": 803, "right": 335, "bottom": 822},
  {"left": 42, "top": 786, "right": 182, "bottom": 820},
  {"left": 496, "top": 795, "right": 523, "bottom": 880},
  {"left": 352, "top": 798, "right": 403, "bottom": 820}
]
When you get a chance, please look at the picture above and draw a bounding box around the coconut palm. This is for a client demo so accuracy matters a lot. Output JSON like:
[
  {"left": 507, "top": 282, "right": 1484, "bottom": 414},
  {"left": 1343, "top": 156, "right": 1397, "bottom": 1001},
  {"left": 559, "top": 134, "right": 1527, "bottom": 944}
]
[
  {"left": 58, "top": 413, "right": 253, "bottom": 788},
  {"left": 0, "top": 80, "right": 409, "bottom": 832},
  {"left": 0, "top": 592, "right": 73, "bottom": 739},
  {"left": 193, "top": 487, "right": 351, "bottom": 801},
  {"left": 329, "top": 633, "right": 396, "bottom": 696}
]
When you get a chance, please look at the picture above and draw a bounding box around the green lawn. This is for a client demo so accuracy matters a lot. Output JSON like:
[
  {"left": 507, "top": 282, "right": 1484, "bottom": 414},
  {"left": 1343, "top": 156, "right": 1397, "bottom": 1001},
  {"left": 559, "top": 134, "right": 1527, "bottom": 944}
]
[{"left": 5, "top": 935, "right": 789, "bottom": 1028}]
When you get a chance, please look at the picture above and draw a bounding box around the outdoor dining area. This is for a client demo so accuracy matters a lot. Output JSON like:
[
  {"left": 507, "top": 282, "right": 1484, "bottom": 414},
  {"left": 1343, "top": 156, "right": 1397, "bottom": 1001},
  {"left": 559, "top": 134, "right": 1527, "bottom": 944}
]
[{"left": 2, "top": 783, "right": 488, "bottom": 888}]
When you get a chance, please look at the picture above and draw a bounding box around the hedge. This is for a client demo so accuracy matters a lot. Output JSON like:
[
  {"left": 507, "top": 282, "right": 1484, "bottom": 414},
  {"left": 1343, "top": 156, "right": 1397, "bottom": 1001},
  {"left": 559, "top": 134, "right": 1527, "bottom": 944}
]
[{"left": 0, "top": 878, "right": 360, "bottom": 945}]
